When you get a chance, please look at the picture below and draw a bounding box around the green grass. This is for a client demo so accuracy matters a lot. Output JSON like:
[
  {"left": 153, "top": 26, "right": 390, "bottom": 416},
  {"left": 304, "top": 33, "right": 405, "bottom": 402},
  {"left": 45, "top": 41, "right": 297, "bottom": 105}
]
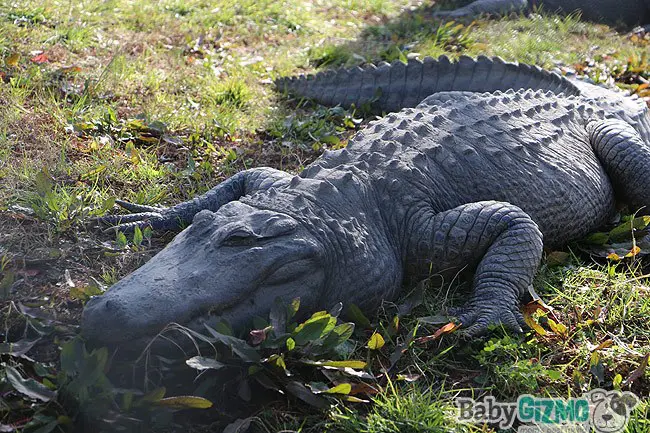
[{"left": 1, "top": 0, "right": 649, "bottom": 432}]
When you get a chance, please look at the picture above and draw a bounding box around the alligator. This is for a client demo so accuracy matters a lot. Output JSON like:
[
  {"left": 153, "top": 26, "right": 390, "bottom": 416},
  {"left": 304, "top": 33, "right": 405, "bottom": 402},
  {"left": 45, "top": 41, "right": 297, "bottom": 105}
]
[
  {"left": 434, "top": 0, "right": 650, "bottom": 26},
  {"left": 81, "top": 56, "right": 650, "bottom": 349}
]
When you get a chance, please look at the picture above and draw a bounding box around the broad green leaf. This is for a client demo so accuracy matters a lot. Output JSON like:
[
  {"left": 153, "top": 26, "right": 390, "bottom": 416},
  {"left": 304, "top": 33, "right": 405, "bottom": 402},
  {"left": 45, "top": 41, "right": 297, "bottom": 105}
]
[
  {"left": 59, "top": 337, "right": 85, "bottom": 374},
  {"left": 547, "top": 318, "right": 568, "bottom": 336},
  {"left": 285, "top": 381, "right": 329, "bottom": 409},
  {"left": 5, "top": 366, "right": 56, "bottom": 402},
  {"left": 342, "top": 395, "right": 370, "bottom": 403},
  {"left": 320, "top": 323, "right": 355, "bottom": 351},
  {"left": 590, "top": 352, "right": 604, "bottom": 385},
  {"left": 583, "top": 231, "right": 609, "bottom": 245},
  {"left": 155, "top": 396, "right": 213, "bottom": 409},
  {"left": 203, "top": 324, "right": 261, "bottom": 362},
  {"left": 100, "top": 197, "right": 116, "bottom": 213},
  {"left": 69, "top": 284, "right": 104, "bottom": 302},
  {"left": 324, "top": 383, "right": 352, "bottom": 394},
  {"left": 133, "top": 226, "right": 143, "bottom": 246},
  {"left": 186, "top": 356, "right": 226, "bottom": 371},
  {"left": 397, "top": 285, "right": 424, "bottom": 316},
  {"left": 303, "top": 360, "right": 367, "bottom": 369},
  {"left": 0, "top": 338, "right": 39, "bottom": 356},
  {"left": 366, "top": 332, "right": 385, "bottom": 350},
  {"left": 122, "top": 392, "right": 134, "bottom": 411},
  {"left": 292, "top": 315, "right": 333, "bottom": 345},
  {"left": 286, "top": 338, "right": 296, "bottom": 351},
  {"left": 288, "top": 298, "right": 301, "bottom": 319},
  {"left": 32, "top": 419, "right": 59, "bottom": 433},
  {"left": 223, "top": 418, "right": 253, "bottom": 433},
  {"left": 213, "top": 319, "right": 233, "bottom": 336},
  {"left": 148, "top": 120, "right": 168, "bottom": 134},
  {"left": 609, "top": 216, "right": 650, "bottom": 242},
  {"left": 266, "top": 354, "right": 287, "bottom": 371},
  {"left": 345, "top": 303, "right": 371, "bottom": 328},
  {"left": 80, "top": 165, "right": 106, "bottom": 181},
  {"left": 116, "top": 231, "right": 127, "bottom": 248},
  {"left": 140, "top": 387, "right": 166, "bottom": 403},
  {"left": 546, "top": 370, "right": 562, "bottom": 381}
]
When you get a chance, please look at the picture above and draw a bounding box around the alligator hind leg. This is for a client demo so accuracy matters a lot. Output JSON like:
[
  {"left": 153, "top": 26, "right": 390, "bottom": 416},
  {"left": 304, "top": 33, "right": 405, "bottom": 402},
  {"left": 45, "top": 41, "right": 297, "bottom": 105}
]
[
  {"left": 407, "top": 201, "right": 543, "bottom": 336},
  {"left": 434, "top": 0, "right": 528, "bottom": 18},
  {"left": 589, "top": 119, "right": 650, "bottom": 213},
  {"left": 96, "top": 167, "right": 292, "bottom": 233}
]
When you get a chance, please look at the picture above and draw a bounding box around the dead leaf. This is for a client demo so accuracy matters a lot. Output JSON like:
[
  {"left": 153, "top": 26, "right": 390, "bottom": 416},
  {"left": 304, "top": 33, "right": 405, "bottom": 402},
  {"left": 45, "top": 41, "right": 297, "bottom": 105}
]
[
  {"left": 593, "top": 339, "right": 614, "bottom": 351},
  {"left": 547, "top": 318, "right": 568, "bottom": 336},
  {"left": 607, "top": 252, "right": 622, "bottom": 261},
  {"left": 30, "top": 53, "right": 48, "bottom": 64},
  {"left": 248, "top": 328, "right": 268, "bottom": 346},
  {"left": 546, "top": 251, "right": 570, "bottom": 266},
  {"left": 6, "top": 53, "right": 20, "bottom": 67},
  {"left": 415, "top": 322, "right": 458, "bottom": 345}
]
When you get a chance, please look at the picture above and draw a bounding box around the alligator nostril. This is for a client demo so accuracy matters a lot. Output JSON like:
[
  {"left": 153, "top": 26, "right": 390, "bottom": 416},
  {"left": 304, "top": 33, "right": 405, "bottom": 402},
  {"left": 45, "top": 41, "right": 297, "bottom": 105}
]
[{"left": 105, "top": 299, "right": 118, "bottom": 311}]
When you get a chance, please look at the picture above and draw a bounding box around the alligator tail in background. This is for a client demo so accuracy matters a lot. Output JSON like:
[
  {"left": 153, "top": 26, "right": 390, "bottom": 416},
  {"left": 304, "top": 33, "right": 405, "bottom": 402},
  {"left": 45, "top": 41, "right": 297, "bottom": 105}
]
[{"left": 275, "top": 55, "right": 580, "bottom": 113}]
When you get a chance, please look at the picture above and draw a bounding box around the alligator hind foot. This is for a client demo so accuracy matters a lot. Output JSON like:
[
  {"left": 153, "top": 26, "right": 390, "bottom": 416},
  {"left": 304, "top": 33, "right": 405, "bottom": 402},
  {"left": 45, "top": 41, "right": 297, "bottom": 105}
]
[{"left": 406, "top": 201, "right": 543, "bottom": 336}]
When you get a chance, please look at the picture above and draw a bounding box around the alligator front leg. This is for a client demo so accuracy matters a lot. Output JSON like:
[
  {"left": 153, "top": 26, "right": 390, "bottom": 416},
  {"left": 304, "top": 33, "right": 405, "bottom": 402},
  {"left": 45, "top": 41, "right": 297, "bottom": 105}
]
[
  {"left": 96, "top": 167, "right": 292, "bottom": 233},
  {"left": 407, "top": 201, "right": 543, "bottom": 336},
  {"left": 434, "top": 0, "right": 528, "bottom": 18}
]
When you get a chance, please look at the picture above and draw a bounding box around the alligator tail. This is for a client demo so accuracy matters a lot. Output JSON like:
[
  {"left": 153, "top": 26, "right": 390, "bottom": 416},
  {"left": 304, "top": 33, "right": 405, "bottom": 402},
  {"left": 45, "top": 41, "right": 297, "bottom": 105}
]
[{"left": 275, "top": 55, "right": 580, "bottom": 113}]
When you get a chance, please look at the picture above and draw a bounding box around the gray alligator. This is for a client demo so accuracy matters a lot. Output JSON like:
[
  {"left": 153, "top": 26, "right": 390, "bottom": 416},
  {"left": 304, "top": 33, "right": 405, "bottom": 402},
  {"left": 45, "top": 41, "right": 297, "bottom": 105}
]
[
  {"left": 81, "top": 56, "right": 650, "bottom": 348},
  {"left": 435, "top": 0, "right": 650, "bottom": 26}
]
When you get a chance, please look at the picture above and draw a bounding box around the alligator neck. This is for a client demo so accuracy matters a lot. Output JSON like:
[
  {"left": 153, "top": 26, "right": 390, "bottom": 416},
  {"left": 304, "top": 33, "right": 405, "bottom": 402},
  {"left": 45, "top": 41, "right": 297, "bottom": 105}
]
[{"left": 240, "top": 173, "right": 403, "bottom": 312}]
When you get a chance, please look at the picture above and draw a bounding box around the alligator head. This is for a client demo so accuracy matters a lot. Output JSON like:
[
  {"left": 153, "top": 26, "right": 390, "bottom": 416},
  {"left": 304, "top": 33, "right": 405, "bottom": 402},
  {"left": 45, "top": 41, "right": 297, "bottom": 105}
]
[{"left": 81, "top": 201, "right": 328, "bottom": 350}]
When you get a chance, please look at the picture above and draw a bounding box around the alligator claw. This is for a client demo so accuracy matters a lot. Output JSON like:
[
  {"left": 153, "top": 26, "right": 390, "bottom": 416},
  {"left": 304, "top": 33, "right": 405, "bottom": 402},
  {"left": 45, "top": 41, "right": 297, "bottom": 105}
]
[
  {"left": 115, "top": 199, "right": 164, "bottom": 213},
  {"left": 448, "top": 301, "right": 527, "bottom": 338},
  {"left": 102, "top": 220, "right": 159, "bottom": 234},
  {"left": 95, "top": 212, "right": 165, "bottom": 225},
  {"left": 93, "top": 207, "right": 172, "bottom": 234},
  {"left": 434, "top": 10, "right": 466, "bottom": 18}
]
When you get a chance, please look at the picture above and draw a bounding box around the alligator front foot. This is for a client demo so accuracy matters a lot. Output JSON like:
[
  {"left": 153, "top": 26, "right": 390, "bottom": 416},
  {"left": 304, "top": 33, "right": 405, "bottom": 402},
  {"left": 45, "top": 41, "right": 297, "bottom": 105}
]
[
  {"left": 94, "top": 200, "right": 181, "bottom": 233},
  {"left": 448, "top": 299, "right": 528, "bottom": 338}
]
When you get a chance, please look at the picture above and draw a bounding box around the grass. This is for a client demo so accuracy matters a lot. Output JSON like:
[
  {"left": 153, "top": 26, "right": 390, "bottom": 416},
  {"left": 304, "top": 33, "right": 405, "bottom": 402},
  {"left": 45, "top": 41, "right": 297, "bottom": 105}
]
[{"left": 1, "top": 0, "right": 649, "bottom": 432}]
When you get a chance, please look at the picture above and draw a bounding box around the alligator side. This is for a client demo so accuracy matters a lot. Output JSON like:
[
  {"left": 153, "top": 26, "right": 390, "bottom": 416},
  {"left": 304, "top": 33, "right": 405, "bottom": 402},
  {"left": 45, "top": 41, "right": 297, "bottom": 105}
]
[
  {"left": 434, "top": 0, "right": 650, "bottom": 26},
  {"left": 81, "top": 56, "right": 650, "bottom": 348}
]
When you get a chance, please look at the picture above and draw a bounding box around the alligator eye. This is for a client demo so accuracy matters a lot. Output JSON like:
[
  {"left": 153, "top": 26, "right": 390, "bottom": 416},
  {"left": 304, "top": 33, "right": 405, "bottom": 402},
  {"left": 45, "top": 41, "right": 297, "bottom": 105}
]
[
  {"left": 222, "top": 233, "right": 256, "bottom": 247},
  {"left": 220, "top": 229, "right": 261, "bottom": 247}
]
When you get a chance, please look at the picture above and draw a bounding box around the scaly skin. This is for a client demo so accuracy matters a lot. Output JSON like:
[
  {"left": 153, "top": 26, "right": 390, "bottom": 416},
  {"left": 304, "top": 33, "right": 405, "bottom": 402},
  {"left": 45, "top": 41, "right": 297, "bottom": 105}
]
[
  {"left": 82, "top": 56, "right": 650, "bottom": 350},
  {"left": 434, "top": 0, "right": 650, "bottom": 26}
]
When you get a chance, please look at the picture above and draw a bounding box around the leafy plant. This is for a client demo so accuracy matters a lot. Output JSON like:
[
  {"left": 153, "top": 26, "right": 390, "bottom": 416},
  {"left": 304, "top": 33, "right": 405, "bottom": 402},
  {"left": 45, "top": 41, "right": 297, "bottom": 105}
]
[{"left": 181, "top": 298, "right": 371, "bottom": 410}]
